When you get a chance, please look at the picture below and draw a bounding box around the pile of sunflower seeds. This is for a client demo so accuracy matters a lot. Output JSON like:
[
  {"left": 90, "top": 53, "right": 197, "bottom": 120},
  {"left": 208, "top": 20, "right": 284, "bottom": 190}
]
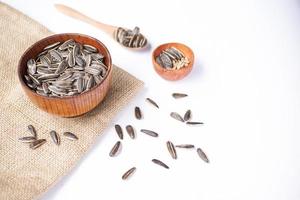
[
  {"left": 114, "top": 26, "right": 147, "bottom": 48},
  {"left": 155, "top": 47, "right": 189, "bottom": 70},
  {"left": 110, "top": 93, "right": 209, "bottom": 180},
  {"left": 24, "top": 39, "right": 108, "bottom": 97},
  {"left": 19, "top": 125, "right": 78, "bottom": 149}
]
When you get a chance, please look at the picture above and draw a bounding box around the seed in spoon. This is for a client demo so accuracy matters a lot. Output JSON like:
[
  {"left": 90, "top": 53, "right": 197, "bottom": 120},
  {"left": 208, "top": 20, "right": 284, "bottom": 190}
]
[
  {"left": 114, "top": 124, "right": 123, "bottom": 140},
  {"left": 134, "top": 106, "right": 142, "bottom": 120},
  {"left": 122, "top": 167, "right": 136, "bottom": 180},
  {"left": 152, "top": 159, "right": 169, "bottom": 169},
  {"left": 145, "top": 98, "right": 159, "bottom": 108},
  {"left": 114, "top": 26, "right": 147, "bottom": 48}
]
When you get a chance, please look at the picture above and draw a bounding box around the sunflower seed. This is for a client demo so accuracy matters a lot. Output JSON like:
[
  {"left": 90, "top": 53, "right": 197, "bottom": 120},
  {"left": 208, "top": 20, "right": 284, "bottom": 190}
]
[
  {"left": 186, "top": 121, "right": 204, "bottom": 125},
  {"left": 27, "top": 59, "right": 36, "bottom": 75},
  {"left": 109, "top": 141, "right": 121, "bottom": 157},
  {"left": 59, "top": 39, "right": 74, "bottom": 50},
  {"left": 145, "top": 98, "right": 159, "bottom": 108},
  {"left": 175, "top": 144, "right": 195, "bottom": 148},
  {"left": 18, "top": 136, "right": 36, "bottom": 143},
  {"left": 83, "top": 44, "right": 98, "bottom": 53},
  {"left": 167, "top": 141, "right": 177, "bottom": 159},
  {"left": 122, "top": 167, "right": 136, "bottom": 180},
  {"left": 184, "top": 109, "right": 191, "bottom": 121},
  {"left": 28, "top": 125, "right": 37, "bottom": 138},
  {"left": 30, "top": 139, "right": 46, "bottom": 149},
  {"left": 172, "top": 93, "right": 188, "bottom": 99},
  {"left": 170, "top": 112, "right": 184, "bottom": 122},
  {"left": 49, "top": 49, "right": 62, "bottom": 62},
  {"left": 63, "top": 132, "right": 78, "bottom": 141},
  {"left": 115, "top": 124, "right": 123, "bottom": 140},
  {"left": 126, "top": 125, "right": 135, "bottom": 139},
  {"left": 140, "top": 129, "right": 158, "bottom": 137},
  {"left": 134, "top": 106, "right": 142, "bottom": 119},
  {"left": 152, "top": 159, "right": 169, "bottom": 169},
  {"left": 43, "top": 41, "right": 61, "bottom": 51},
  {"left": 197, "top": 148, "right": 209, "bottom": 163},
  {"left": 50, "top": 130, "right": 60, "bottom": 145}
]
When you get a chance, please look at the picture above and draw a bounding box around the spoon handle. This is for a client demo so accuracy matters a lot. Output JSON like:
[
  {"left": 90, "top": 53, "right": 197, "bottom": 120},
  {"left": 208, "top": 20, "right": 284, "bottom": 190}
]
[{"left": 55, "top": 4, "right": 117, "bottom": 36}]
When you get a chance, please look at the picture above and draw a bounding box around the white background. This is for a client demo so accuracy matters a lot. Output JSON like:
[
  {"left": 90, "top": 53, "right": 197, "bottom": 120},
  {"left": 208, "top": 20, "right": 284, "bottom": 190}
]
[{"left": 2, "top": 0, "right": 300, "bottom": 199}]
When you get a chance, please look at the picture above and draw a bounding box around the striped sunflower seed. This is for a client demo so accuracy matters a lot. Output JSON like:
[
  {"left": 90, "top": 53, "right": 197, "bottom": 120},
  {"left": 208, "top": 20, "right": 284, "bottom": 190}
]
[
  {"left": 186, "top": 121, "right": 204, "bottom": 125},
  {"left": 109, "top": 141, "right": 121, "bottom": 157},
  {"left": 175, "top": 144, "right": 195, "bottom": 149},
  {"left": 197, "top": 148, "right": 209, "bottom": 163},
  {"left": 63, "top": 132, "right": 78, "bottom": 141},
  {"left": 122, "top": 167, "right": 136, "bottom": 180},
  {"left": 152, "top": 159, "right": 169, "bottom": 169},
  {"left": 184, "top": 109, "right": 191, "bottom": 121},
  {"left": 145, "top": 98, "right": 159, "bottom": 108},
  {"left": 167, "top": 141, "right": 177, "bottom": 159},
  {"left": 50, "top": 130, "right": 60, "bottom": 145},
  {"left": 134, "top": 106, "right": 142, "bottom": 120},
  {"left": 170, "top": 112, "right": 184, "bottom": 122},
  {"left": 126, "top": 125, "right": 135, "bottom": 139},
  {"left": 28, "top": 125, "right": 37, "bottom": 138},
  {"left": 172, "top": 93, "right": 188, "bottom": 99},
  {"left": 114, "top": 124, "right": 123, "bottom": 140},
  {"left": 18, "top": 136, "right": 36, "bottom": 143},
  {"left": 30, "top": 139, "right": 46, "bottom": 149},
  {"left": 140, "top": 129, "right": 158, "bottom": 137}
]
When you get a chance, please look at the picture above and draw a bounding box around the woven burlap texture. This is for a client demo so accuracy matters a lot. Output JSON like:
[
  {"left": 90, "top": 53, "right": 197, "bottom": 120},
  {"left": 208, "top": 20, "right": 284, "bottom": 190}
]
[{"left": 0, "top": 3, "right": 143, "bottom": 200}]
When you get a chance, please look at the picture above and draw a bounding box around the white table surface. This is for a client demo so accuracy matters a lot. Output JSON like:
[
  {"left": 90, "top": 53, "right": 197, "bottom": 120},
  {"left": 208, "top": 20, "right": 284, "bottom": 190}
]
[{"left": 3, "top": 0, "right": 300, "bottom": 199}]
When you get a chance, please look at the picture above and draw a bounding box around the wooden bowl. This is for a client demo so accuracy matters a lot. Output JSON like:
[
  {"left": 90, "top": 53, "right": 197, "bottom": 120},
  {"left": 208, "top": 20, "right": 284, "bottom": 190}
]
[
  {"left": 17, "top": 33, "right": 113, "bottom": 117},
  {"left": 152, "top": 43, "right": 194, "bottom": 81}
]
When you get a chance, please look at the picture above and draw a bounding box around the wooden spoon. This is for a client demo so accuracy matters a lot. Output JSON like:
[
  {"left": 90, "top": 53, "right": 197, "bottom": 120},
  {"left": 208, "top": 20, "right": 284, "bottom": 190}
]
[{"left": 55, "top": 4, "right": 148, "bottom": 50}]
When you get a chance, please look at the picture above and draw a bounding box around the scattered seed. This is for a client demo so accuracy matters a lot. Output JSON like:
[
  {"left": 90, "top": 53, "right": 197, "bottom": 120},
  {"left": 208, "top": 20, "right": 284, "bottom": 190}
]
[
  {"left": 109, "top": 141, "right": 121, "bottom": 157},
  {"left": 175, "top": 144, "right": 195, "bottom": 149},
  {"left": 27, "top": 125, "right": 37, "bottom": 138},
  {"left": 186, "top": 121, "right": 204, "bottom": 125},
  {"left": 140, "top": 129, "right": 158, "bottom": 137},
  {"left": 145, "top": 98, "right": 159, "bottom": 109},
  {"left": 50, "top": 130, "right": 60, "bottom": 145},
  {"left": 184, "top": 109, "right": 191, "bottom": 121},
  {"left": 18, "top": 136, "right": 36, "bottom": 143},
  {"left": 167, "top": 141, "right": 177, "bottom": 159},
  {"left": 126, "top": 125, "right": 135, "bottom": 139},
  {"left": 63, "top": 132, "right": 78, "bottom": 141},
  {"left": 122, "top": 167, "right": 136, "bottom": 180},
  {"left": 114, "top": 124, "right": 123, "bottom": 140},
  {"left": 152, "top": 159, "right": 169, "bottom": 169},
  {"left": 30, "top": 139, "right": 46, "bottom": 149},
  {"left": 197, "top": 148, "right": 209, "bottom": 163},
  {"left": 170, "top": 112, "right": 184, "bottom": 122},
  {"left": 135, "top": 106, "right": 142, "bottom": 120},
  {"left": 172, "top": 93, "right": 188, "bottom": 99}
]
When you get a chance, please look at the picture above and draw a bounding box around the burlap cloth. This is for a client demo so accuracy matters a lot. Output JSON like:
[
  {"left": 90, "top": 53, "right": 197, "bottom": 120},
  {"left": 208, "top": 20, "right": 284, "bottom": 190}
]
[{"left": 0, "top": 3, "right": 143, "bottom": 200}]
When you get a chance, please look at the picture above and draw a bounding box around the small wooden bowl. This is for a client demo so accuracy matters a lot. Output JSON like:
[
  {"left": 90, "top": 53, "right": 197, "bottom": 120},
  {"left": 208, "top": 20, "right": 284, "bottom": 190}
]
[
  {"left": 17, "top": 33, "right": 113, "bottom": 117},
  {"left": 152, "top": 43, "right": 194, "bottom": 81}
]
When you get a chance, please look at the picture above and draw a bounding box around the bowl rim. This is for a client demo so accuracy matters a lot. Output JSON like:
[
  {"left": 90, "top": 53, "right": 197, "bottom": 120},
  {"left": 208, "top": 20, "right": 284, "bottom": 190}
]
[
  {"left": 18, "top": 33, "right": 112, "bottom": 99},
  {"left": 152, "top": 42, "right": 194, "bottom": 72}
]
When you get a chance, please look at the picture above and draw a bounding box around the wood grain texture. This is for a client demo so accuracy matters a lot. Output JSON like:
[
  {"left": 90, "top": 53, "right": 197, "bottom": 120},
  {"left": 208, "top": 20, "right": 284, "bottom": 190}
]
[
  {"left": 152, "top": 42, "right": 194, "bottom": 81},
  {"left": 17, "top": 33, "right": 113, "bottom": 117}
]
